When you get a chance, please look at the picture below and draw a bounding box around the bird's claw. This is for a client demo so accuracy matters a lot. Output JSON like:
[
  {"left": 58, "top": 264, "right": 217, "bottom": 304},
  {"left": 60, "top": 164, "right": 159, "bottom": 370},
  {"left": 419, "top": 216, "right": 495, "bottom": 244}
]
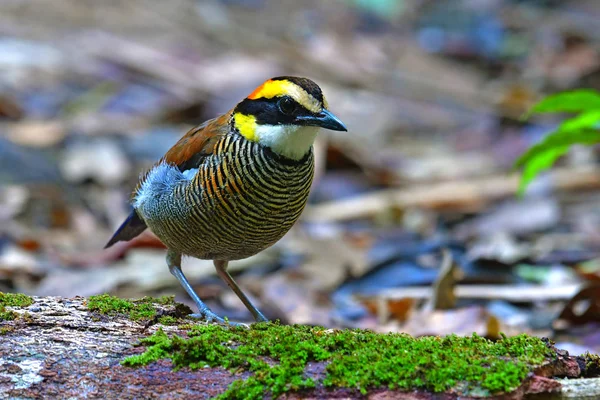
[{"left": 189, "top": 312, "right": 249, "bottom": 328}]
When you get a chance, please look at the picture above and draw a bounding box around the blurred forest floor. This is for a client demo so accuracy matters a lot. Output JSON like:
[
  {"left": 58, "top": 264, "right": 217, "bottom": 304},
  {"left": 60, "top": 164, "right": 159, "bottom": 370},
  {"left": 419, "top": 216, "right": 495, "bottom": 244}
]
[{"left": 1, "top": 0, "right": 600, "bottom": 355}]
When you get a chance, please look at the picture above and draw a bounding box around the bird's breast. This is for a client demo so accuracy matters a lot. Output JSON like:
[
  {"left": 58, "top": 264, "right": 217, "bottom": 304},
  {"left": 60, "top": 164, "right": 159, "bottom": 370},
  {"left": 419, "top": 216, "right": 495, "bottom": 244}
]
[{"left": 136, "top": 135, "right": 314, "bottom": 260}]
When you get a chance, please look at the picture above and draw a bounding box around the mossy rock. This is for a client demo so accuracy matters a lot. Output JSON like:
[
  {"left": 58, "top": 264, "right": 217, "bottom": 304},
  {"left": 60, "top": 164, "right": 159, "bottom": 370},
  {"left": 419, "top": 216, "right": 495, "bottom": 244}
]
[
  {"left": 86, "top": 294, "right": 191, "bottom": 322},
  {"left": 0, "top": 292, "right": 33, "bottom": 321},
  {"left": 122, "top": 322, "right": 557, "bottom": 399}
]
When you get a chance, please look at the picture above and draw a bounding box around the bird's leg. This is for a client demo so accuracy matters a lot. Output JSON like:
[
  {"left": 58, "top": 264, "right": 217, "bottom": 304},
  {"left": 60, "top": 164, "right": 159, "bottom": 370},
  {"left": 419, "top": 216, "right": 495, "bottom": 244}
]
[
  {"left": 214, "top": 260, "right": 268, "bottom": 322},
  {"left": 167, "top": 251, "right": 242, "bottom": 325}
]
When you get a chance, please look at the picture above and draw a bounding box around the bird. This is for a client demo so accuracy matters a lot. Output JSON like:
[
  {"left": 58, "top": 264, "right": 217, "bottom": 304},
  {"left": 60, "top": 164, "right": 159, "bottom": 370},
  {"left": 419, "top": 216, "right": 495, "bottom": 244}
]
[{"left": 105, "top": 76, "right": 347, "bottom": 324}]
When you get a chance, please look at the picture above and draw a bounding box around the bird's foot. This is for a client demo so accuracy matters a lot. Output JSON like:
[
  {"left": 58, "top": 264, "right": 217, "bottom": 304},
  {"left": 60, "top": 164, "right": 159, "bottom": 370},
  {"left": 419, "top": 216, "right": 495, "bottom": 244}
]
[
  {"left": 254, "top": 314, "right": 269, "bottom": 323},
  {"left": 189, "top": 311, "right": 249, "bottom": 327}
]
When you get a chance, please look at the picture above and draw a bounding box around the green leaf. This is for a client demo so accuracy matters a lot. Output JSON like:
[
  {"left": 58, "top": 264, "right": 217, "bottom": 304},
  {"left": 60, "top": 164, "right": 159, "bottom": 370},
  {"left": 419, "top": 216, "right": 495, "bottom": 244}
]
[
  {"left": 525, "top": 89, "right": 600, "bottom": 117},
  {"left": 515, "top": 128, "right": 600, "bottom": 195},
  {"left": 517, "top": 145, "right": 569, "bottom": 196},
  {"left": 560, "top": 110, "right": 600, "bottom": 132},
  {"left": 515, "top": 128, "right": 600, "bottom": 168},
  {"left": 516, "top": 89, "right": 600, "bottom": 196},
  {"left": 515, "top": 111, "right": 600, "bottom": 168}
]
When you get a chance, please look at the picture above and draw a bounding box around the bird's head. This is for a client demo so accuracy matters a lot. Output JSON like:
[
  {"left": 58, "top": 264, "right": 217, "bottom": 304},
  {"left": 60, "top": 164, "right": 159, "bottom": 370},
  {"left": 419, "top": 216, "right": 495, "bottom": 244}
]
[{"left": 232, "top": 76, "right": 347, "bottom": 160}]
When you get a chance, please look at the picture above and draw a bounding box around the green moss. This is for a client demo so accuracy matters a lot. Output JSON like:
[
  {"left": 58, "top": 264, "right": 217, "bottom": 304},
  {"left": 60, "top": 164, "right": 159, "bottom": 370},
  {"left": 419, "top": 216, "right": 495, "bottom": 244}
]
[
  {"left": 0, "top": 292, "right": 33, "bottom": 307},
  {"left": 86, "top": 294, "right": 184, "bottom": 321},
  {"left": 0, "top": 309, "right": 17, "bottom": 321},
  {"left": 585, "top": 352, "right": 600, "bottom": 367},
  {"left": 0, "top": 292, "right": 33, "bottom": 321},
  {"left": 122, "top": 323, "right": 555, "bottom": 399},
  {"left": 583, "top": 351, "right": 600, "bottom": 377},
  {"left": 20, "top": 312, "right": 33, "bottom": 323},
  {"left": 158, "top": 316, "right": 179, "bottom": 325},
  {"left": 0, "top": 326, "right": 14, "bottom": 335}
]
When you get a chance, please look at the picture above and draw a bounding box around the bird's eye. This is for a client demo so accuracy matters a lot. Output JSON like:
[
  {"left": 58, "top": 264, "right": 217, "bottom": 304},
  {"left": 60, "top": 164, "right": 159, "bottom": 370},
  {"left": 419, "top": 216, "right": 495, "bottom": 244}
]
[{"left": 278, "top": 97, "right": 296, "bottom": 115}]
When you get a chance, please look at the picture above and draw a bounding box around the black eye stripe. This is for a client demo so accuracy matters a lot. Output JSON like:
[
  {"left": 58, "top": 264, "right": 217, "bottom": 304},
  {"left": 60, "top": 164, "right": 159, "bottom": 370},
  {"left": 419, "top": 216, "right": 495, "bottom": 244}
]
[{"left": 235, "top": 97, "right": 310, "bottom": 125}]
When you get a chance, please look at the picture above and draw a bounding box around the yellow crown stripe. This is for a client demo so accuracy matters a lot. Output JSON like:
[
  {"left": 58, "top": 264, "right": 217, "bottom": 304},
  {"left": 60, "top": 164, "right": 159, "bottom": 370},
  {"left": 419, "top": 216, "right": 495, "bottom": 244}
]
[
  {"left": 247, "top": 80, "right": 322, "bottom": 114},
  {"left": 248, "top": 80, "right": 289, "bottom": 100}
]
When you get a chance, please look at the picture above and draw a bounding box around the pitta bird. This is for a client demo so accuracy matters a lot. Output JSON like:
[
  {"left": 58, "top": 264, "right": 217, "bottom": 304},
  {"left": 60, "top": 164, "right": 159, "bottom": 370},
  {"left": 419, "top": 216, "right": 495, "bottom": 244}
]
[{"left": 105, "top": 76, "right": 347, "bottom": 323}]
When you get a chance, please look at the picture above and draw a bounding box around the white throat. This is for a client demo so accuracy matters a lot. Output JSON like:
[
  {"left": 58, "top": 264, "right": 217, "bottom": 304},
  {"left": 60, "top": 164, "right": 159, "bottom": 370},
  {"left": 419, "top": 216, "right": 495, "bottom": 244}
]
[{"left": 254, "top": 125, "right": 319, "bottom": 160}]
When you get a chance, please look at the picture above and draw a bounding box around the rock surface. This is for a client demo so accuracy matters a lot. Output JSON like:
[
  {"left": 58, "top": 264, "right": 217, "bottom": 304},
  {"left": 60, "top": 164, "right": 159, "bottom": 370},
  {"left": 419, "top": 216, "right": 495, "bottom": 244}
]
[{"left": 0, "top": 296, "right": 599, "bottom": 399}]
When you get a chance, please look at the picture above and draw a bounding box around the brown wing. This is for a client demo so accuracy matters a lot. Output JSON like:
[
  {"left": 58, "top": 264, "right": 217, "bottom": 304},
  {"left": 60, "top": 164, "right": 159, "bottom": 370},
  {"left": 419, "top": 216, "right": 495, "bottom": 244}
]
[
  {"left": 132, "top": 111, "right": 232, "bottom": 197},
  {"left": 161, "top": 112, "right": 232, "bottom": 171},
  {"left": 105, "top": 112, "right": 232, "bottom": 248}
]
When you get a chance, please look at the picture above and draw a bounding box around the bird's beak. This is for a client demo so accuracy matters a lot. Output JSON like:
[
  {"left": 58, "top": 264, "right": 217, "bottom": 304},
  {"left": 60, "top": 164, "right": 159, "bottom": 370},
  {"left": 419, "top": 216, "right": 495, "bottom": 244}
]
[{"left": 296, "top": 109, "right": 347, "bottom": 131}]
